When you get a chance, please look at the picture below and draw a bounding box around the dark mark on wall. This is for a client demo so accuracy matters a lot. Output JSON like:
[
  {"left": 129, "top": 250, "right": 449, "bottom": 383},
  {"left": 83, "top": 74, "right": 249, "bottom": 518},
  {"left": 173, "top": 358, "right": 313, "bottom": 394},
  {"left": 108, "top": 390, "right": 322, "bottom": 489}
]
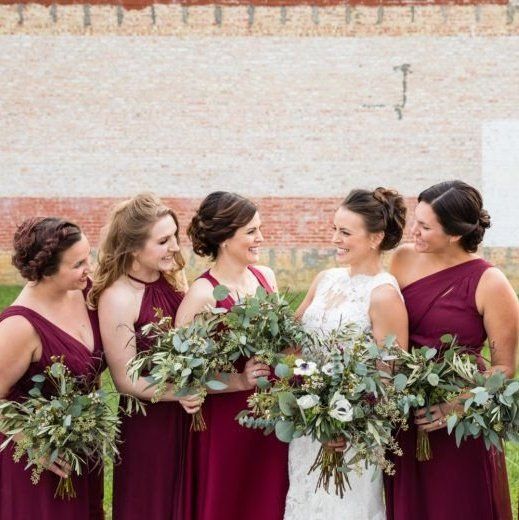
[
  {"left": 17, "top": 3, "right": 24, "bottom": 24},
  {"left": 312, "top": 5, "right": 319, "bottom": 24},
  {"left": 214, "top": 4, "right": 222, "bottom": 25},
  {"left": 247, "top": 4, "right": 254, "bottom": 26},
  {"left": 50, "top": 3, "right": 57, "bottom": 22},
  {"left": 150, "top": 4, "right": 156, "bottom": 24},
  {"left": 394, "top": 63, "right": 411, "bottom": 120},
  {"left": 410, "top": 5, "right": 415, "bottom": 23},
  {"left": 182, "top": 5, "right": 189, "bottom": 24},
  {"left": 83, "top": 4, "right": 91, "bottom": 26},
  {"left": 345, "top": 5, "right": 352, "bottom": 23},
  {"left": 117, "top": 4, "right": 124, "bottom": 25},
  {"left": 280, "top": 5, "right": 287, "bottom": 24},
  {"left": 376, "top": 6, "right": 383, "bottom": 24},
  {"left": 475, "top": 4, "right": 481, "bottom": 22}
]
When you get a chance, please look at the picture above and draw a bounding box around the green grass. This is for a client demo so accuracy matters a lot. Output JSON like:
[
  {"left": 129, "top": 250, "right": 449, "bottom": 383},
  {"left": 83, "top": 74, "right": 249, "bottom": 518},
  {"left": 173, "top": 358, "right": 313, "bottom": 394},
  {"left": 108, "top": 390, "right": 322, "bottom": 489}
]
[{"left": 1, "top": 285, "right": 518, "bottom": 517}]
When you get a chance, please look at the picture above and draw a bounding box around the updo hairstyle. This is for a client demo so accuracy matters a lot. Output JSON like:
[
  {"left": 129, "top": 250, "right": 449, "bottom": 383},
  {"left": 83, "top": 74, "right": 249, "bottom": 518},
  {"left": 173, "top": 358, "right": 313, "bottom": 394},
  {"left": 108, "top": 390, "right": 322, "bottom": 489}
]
[
  {"left": 188, "top": 192, "right": 257, "bottom": 260},
  {"left": 12, "top": 217, "right": 82, "bottom": 281},
  {"left": 418, "top": 180, "right": 490, "bottom": 253},
  {"left": 341, "top": 187, "right": 407, "bottom": 251}
]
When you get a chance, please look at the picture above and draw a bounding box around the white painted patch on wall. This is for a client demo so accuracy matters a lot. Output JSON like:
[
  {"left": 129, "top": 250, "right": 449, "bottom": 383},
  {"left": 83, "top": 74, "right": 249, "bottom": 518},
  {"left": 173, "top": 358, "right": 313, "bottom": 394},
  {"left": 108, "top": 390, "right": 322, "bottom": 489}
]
[{"left": 482, "top": 120, "right": 519, "bottom": 247}]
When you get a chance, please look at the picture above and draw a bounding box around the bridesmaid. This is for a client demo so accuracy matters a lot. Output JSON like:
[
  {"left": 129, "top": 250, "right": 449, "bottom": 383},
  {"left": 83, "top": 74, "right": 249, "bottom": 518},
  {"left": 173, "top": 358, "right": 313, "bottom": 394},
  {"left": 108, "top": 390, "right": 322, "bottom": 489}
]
[
  {"left": 386, "top": 180, "right": 518, "bottom": 520},
  {"left": 89, "top": 193, "right": 201, "bottom": 520},
  {"left": 176, "top": 191, "right": 289, "bottom": 520},
  {"left": 0, "top": 217, "right": 104, "bottom": 520}
]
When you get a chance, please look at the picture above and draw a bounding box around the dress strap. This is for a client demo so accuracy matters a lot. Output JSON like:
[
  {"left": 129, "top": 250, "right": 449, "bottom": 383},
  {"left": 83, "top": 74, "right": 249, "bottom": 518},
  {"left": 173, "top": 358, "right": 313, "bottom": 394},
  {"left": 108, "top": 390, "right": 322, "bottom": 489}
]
[{"left": 247, "top": 265, "right": 273, "bottom": 294}]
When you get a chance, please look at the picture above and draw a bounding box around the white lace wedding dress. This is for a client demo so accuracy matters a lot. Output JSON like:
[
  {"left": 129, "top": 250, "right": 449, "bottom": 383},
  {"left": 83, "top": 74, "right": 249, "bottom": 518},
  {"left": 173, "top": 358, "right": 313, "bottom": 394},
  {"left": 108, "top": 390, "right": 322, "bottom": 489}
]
[{"left": 284, "top": 268, "right": 401, "bottom": 520}]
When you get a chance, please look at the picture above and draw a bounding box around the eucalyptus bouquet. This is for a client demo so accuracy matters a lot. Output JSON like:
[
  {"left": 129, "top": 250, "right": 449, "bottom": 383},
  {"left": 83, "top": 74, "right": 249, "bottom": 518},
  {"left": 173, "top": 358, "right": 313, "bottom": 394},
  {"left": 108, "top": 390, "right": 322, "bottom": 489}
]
[
  {"left": 127, "top": 312, "right": 236, "bottom": 431},
  {"left": 213, "top": 285, "right": 314, "bottom": 365},
  {"left": 391, "top": 335, "right": 467, "bottom": 461},
  {"left": 237, "top": 326, "right": 407, "bottom": 497},
  {"left": 0, "top": 357, "right": 142, "bottom": 499},
  {"left": 441, "top": 350, "right": 519, "bottom": 450},
  {"left": 392, "top": 334, "right": 519, "bottom": 460}
]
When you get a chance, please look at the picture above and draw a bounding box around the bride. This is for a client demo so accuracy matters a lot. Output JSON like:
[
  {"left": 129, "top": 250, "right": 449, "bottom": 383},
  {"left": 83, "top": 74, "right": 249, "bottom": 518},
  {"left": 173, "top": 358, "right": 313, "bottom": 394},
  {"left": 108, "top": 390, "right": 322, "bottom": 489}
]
[{"left": 284, "top": 188, "right": 409, "bottom": 520}]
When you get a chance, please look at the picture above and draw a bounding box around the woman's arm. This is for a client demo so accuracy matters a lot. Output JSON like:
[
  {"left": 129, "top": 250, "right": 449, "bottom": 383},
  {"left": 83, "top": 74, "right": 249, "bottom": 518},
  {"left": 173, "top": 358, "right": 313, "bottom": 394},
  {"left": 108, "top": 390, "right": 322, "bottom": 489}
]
[
  {"left": 369, "top": 285, "right": 409, "bottom": 350},
  {"left": 0, "top": 316, "right": 71, "bottom": 478},
  {"left": 477, "top": 267, "right": 519, "bottom": 378},
  {"left": 98, "top": 284, "right": 200, "bottom": 411}
]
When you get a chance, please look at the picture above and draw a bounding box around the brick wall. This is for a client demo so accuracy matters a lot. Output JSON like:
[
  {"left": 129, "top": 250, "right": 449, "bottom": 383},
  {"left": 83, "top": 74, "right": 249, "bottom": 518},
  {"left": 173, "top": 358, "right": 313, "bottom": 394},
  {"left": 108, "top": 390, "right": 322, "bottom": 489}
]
[{"left": 0, "top": 0, "right": 518, "bottom": 290}]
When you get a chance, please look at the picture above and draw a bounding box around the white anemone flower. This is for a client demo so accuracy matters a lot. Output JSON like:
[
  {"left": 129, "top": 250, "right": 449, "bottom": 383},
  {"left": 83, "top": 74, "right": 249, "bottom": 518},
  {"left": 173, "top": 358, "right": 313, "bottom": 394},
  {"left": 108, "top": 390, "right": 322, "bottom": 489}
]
[
  {"left": 297, "top": 394, "right": 320, "bottom": 410},
  {"left": 294, "top": 359, "right": 318, "bottom": 376},
  {"left": 329, "top": 392, "right": 354, "bottom": 422}
]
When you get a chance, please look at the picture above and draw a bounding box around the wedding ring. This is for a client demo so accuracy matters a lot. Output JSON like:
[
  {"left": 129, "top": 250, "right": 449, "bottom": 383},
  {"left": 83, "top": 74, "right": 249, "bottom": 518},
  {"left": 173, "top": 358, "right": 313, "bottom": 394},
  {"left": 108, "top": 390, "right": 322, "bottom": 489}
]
[
  {"left": 253, "top": 370, "right": 257, "bottom": 377},
  {"left": 437, "top": 418, "right": 444, "bottom": 425}
]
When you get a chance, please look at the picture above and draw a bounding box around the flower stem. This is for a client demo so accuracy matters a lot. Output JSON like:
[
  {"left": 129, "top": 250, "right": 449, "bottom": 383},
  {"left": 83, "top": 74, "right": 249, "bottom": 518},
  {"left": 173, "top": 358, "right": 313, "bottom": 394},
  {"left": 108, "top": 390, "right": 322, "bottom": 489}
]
[
  {"left": 416, "top": 430, "right": 432, "bottom": 461},
  {"left": 308, "top": 445, "right": 349, "bottom": 498},
  {"left": 55, "top": 477, "right": 76, "bottom": 500},
  {"left": 190, "top": 410, "right": 207, "bottom": 432}
]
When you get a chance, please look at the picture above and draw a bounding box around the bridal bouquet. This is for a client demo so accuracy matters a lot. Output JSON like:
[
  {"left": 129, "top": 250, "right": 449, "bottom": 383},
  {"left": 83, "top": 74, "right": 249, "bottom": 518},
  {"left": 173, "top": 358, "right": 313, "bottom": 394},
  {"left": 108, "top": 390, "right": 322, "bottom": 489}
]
[
  {"left": 0, "top": 357, "right": 143, "bottom": 499},
  {"left": 127, "top": 312, "right": 236, "bottom": 431},
  {"left": 213, "top": 285, "right": 314, "bottom": 366},
  {"left": 393, "top": 334, "right": 519, "bottom": 459},
  {"left": 237, "top": 326, "right": 407, "bottom": 497}
]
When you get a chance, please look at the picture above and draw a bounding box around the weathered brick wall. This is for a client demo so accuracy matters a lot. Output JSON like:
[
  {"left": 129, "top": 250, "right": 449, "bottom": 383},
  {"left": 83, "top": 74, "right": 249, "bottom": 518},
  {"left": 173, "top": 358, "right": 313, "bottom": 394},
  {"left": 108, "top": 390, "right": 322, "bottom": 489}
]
[{"left": 1, "top": 0, "right": 518, "bottom": 290}]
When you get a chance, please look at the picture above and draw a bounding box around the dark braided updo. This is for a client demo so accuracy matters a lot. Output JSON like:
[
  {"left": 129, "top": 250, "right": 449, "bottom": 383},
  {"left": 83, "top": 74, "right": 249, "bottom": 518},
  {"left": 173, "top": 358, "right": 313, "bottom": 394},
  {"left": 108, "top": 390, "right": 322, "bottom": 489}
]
[{"left": 12, "top": 217, "right": 82, "bottom": 281}]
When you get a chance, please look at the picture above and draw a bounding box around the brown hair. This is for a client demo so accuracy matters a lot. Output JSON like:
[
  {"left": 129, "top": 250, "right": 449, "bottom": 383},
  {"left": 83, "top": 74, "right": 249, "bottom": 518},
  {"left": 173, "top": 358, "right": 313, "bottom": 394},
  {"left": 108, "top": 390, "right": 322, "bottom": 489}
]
[
  {"left": 12, "top": 217, "right": 83, "bottom": 282},
  {"left": 341, "top": 187, "right": 407, "bottom": 251},
  {"left": 88, "top": 193, "right": 186, "bottom": 308},
  {"left": 187, "top": 192, "right": 257, "bottom": 260},
  {"left": 418, "top": 180, "right": 490, "bottom": 253}
]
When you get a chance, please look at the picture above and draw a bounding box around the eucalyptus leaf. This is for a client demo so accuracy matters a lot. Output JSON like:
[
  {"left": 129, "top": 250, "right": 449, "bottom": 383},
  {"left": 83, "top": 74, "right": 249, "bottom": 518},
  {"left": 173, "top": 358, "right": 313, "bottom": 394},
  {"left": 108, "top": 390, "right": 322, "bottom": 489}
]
[{"left": 275, "top": 420, "right": 295, "bottom": 443}]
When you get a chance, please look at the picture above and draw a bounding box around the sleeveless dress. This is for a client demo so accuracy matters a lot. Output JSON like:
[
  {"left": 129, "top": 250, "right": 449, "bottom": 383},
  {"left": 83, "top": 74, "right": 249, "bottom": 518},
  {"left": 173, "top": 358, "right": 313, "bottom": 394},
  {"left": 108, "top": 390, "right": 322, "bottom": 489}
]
[
  {"left": 384, "top": 258, "right": 513, "bottom": 520},
  {"left": 0, "top": 284, "right": 105, "bottom": 520},
  {"left": 179, "top": 265, "right": 290, "bottom": 520},
  {"left": 112, "top": 274, "right": 188, "bottom": 520},
  {"left": 284, "top": 268, "right": 402, "bottom": 520}
]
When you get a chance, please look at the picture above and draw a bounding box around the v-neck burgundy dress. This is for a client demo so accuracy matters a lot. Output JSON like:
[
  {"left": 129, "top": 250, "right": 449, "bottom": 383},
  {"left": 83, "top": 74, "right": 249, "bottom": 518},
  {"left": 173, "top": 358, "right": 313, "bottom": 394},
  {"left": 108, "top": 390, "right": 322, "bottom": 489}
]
[
  {"left": 0, "top": 285, "right": 105, "bottom": 520},
  {"left": 384, "top": 259, "right": 512, "bottom": 520},
  {"left": 112, "top": 274, "right": 188, "bottom": 520},
  {"left": 178, "top": 266, "right": 289, "bottom": 520}
]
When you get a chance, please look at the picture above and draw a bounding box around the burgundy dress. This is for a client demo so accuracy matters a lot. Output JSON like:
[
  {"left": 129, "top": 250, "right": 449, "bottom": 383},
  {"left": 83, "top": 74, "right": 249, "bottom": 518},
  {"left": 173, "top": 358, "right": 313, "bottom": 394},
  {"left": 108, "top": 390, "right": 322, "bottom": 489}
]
[
  {"left": 0, "top": 286, "right": 105, "bottom": 520},
  {"left": 385, "top": 259, "right": 512, "bottom": 520},
  {"left": 179, "top": 266, "right": 289, "bottom": 520},
  {"left": 112, "top": 274, "right": 188, "bottom": 520}
]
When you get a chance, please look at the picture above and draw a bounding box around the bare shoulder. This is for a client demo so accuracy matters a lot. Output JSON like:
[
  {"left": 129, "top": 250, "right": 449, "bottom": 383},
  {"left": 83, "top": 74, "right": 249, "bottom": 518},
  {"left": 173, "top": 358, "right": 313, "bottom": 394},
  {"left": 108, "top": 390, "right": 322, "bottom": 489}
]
[
  {"left": 98, "top": 278, "right": 140, "bottom": 319},
  {"left": 370, "top": 283, "right": 402, "bottom": 306},
  {"left": 0, "top": 314, "right": 40, "bottom": 350},
  {"left": 478, "top": 266, "right": 515, "bottom": 296},
  {"left": 390, "top": 244, "right": 415, "bottom": 267}
]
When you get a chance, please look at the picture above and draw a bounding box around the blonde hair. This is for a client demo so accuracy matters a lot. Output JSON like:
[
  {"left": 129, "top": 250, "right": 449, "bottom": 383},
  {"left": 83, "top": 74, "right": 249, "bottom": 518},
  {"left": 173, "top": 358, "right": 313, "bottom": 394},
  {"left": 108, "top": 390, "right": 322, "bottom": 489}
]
[{"left": 88, "top": 193, "right": 186, "bottom": 308}]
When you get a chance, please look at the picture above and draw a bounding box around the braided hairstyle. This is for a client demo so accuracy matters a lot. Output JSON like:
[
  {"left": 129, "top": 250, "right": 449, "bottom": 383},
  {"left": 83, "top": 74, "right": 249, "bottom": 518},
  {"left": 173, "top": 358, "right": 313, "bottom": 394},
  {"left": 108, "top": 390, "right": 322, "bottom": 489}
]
[
  {"left": 418, "top": 180, "right": 490, "bottom": 253},
  {"left": 12, "top": 217, "right": 83, "bottom": 282},
  {"left": 341, "top": 187, "right": 407, "bottom": 251},
  {"left": 188, "top": 192, "right": 257, "bottom": 260}
]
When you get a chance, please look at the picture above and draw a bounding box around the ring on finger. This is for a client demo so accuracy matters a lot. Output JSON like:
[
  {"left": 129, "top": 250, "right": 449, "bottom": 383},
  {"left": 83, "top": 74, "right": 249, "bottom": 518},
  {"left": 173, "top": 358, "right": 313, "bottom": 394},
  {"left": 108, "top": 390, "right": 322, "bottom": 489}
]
[{"left": 437, "top": 417, "right": 444, "bottom": 426}]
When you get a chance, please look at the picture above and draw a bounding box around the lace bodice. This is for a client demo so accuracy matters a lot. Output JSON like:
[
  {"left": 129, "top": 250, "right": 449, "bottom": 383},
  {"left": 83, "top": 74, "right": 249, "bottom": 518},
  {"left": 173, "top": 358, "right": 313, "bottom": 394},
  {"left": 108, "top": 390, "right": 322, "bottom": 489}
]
[
  {"left": 284, "top": 268, "right": 401, "bottom": 520},
  {"left": 301, "top": 268, "right": 401, "bottom": 335}
]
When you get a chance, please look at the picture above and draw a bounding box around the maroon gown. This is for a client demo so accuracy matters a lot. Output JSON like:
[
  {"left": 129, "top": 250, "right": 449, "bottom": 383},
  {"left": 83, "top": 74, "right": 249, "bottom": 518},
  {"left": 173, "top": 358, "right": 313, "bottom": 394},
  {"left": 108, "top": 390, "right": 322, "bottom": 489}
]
[
  {"left": 0, "top": 285, "right": 105, "bottom": 520},
  {"left": 179, "top": 266, "right": 289, "bottom": 520},
  {"left": 385, "top": 258, "right": 513, "bottom": 520},
  {"left": 112, "top": 274, "right": 188, "bottom": 520}
]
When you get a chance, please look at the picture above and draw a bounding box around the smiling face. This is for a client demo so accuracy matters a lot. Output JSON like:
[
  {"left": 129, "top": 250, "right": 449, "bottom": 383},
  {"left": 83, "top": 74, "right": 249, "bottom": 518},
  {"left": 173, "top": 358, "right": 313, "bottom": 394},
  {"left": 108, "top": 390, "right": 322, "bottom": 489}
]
[
  {"left": 332, "top": 207, "right": 382, "bottom": 266},
  {"left": 51, "top": 234, "right": 92, "bottom": 291},
  {"left": 133, "top": 214, "right": 180, "bottom": 273},
  {"left": 221, "top": 211, "right": 264, "bottom": 265},
  {"left": 411, "top": 201, "right": 456, "bottom": 253}
]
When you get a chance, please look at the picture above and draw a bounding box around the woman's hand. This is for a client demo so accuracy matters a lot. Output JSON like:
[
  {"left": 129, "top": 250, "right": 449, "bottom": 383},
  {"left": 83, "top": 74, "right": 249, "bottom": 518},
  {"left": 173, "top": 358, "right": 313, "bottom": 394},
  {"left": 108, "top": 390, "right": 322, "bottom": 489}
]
[
  {"left": 324, "top": 437, "right": 347, "bottom": 452},
  {"left": 42, "top": 455, "right": 72, "bottom": 479},
  {"left": 178, "top": 394, "right": 204, "bottom": 415},
  {"left": 414, "top": 401, "right": 463, "bottom": 432},
  {"left": 240, "top": 358, "right": 270, "bottom": 390}
]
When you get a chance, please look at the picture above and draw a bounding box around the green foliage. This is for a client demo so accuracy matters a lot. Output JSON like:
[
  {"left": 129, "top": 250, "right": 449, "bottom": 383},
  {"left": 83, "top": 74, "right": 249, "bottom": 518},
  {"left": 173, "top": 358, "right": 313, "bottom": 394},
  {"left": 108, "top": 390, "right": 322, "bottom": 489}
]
[
  {"left": 238, "top": 325, "right": 407, "bottom": 497},
  {"left": 0, "top": 357, "right": 143, "bottom": 499}
]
